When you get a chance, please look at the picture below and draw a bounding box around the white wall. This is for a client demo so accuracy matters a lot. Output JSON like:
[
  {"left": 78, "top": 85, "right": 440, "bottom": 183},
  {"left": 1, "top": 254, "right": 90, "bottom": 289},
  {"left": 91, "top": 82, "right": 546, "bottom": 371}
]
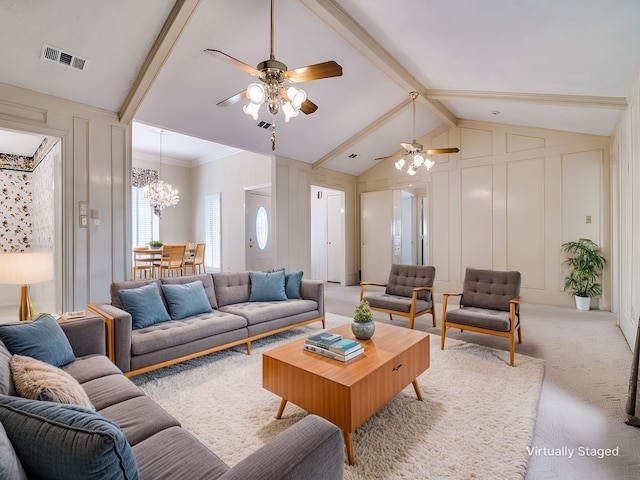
[
  {"left": 358, "top": 120, "right": 611, "bottom": 309},
  {"left": 191, "top": 150, "right": 271, "bottom": 273},
  {"left": 612, "top": 66, "right": 640, "bottom": 346}
]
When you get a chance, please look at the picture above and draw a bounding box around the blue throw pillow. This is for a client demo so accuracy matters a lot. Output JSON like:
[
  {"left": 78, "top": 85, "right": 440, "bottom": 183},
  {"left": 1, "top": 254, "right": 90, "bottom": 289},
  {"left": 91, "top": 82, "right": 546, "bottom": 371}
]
[
  {"left": 117, "top": 283, "right": 171, "bottom": 330},
  {"left": 0, "top": 395, "right": 138, "bottom": 480},
  {"left": 249, "top": 270, "right": 287, "bottom": 302},
  {"left": 285, "top": 271, "right": 303, "bottom": 299},
  {"left": 161, "top": 280, "right": 213, "bottom": 320},
  {"left": 0, "top": 314, "right": 75, "bottom": 367}
]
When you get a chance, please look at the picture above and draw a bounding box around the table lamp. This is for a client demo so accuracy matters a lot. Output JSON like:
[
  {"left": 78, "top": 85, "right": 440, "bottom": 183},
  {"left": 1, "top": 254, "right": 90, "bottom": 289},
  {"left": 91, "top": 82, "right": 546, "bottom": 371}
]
[{"left": 0, "top": 252, "right": 54, "bottom": 321}]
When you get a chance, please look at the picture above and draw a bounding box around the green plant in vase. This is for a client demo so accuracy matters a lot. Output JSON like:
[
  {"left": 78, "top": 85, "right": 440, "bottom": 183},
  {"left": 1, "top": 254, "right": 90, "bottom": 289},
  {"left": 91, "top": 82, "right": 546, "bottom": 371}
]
[
  {"left": 352, "top": 299, "right": 375, "bottom": 339},
  {"left": 148, "top": 240, "right": 163, "bottom": 249},
  {"left": 561, "top": 238, "right": 606, "bottom": 310}
]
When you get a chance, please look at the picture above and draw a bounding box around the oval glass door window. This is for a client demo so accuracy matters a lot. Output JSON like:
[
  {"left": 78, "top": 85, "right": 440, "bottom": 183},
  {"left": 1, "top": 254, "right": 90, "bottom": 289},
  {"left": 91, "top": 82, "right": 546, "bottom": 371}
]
[{"left": 256, "top": 206, "right": 269, "bottom": 250}]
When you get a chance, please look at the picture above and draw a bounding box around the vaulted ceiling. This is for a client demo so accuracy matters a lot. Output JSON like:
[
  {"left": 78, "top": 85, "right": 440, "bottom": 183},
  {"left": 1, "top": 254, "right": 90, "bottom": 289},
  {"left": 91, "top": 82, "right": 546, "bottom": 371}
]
[{"left": 1, "top": 0, "right": 639, "bottom": 175}]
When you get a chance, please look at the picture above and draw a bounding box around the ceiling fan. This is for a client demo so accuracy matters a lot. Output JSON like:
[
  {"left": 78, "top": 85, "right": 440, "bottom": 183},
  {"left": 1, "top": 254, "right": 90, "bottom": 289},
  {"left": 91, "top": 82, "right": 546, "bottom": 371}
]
[
  {"left": 375, "top": 91, "right": 459, "bottom": 174},
  {"left": 204, "top": 0, "right": 343, "bottom": 150}
]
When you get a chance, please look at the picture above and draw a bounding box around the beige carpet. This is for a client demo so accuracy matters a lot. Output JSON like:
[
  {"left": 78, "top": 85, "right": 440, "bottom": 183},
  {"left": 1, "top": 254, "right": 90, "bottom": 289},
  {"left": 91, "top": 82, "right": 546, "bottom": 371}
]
[{"left": 133, "top": 314, "right": 545, "bottom": 480}]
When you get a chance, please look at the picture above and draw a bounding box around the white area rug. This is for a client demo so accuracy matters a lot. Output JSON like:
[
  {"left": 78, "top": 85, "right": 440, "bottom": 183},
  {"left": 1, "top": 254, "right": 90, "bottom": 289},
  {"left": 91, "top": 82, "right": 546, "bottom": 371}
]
[{"left": 133, "top": 314, "right": 545, "bottom": 480}]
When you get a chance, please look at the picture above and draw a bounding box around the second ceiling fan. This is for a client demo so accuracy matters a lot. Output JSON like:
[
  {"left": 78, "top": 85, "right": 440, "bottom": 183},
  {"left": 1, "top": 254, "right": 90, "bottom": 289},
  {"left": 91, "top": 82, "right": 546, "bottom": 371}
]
[{"left": 376, "top": 92, "right": 459, "bottom": 175}]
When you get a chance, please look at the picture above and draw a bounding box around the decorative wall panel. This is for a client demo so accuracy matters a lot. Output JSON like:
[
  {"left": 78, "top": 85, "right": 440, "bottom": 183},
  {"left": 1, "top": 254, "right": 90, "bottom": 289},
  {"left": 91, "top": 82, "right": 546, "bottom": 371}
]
[
  {"left": 506, "top": 134, "right": 545, "bottom": 153},
  {"left": 460, "top": 128, "right": 493, "bottom": 160},
  {"left": 507, "top": 158, "right": 545, "bottom": 288},
  {"left": 460, "top": 165, "right": 493, "bottom": 272}
]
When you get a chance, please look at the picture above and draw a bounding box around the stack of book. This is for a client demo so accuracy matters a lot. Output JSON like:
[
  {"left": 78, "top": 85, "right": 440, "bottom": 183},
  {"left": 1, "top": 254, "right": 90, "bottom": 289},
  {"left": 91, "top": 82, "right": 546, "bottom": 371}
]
[{"left": 303, "top": 332, "right": 364, "bottom": 362}]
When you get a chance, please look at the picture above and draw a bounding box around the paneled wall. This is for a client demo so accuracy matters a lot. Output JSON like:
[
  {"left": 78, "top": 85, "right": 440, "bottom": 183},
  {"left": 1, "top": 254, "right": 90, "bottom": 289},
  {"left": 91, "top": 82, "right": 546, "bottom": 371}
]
[
  {"left": 612, "top": 66, "right": 640, "bottom": 346},
  {"left": 0, "top": 83, "right": 130, "bottom": 310},
  {"left": 358, "top": 120, "right": 611, "bottom": 309}
]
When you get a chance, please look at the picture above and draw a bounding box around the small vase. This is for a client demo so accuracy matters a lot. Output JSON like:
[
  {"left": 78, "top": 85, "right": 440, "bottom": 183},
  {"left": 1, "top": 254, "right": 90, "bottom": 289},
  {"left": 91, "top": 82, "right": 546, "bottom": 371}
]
[
  {"left": 351, "top": 321, "right": 375, "bottom": 340},
  {"left": 575, "top": 296, "right": 591, "bottom": 311}
]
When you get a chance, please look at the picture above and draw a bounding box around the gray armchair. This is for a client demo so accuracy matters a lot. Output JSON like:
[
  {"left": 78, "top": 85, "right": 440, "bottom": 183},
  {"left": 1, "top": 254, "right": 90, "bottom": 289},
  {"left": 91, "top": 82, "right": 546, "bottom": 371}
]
[
  {"left": 360, "top": 264, "right": 436, "bottom": 329},
  {"left": 441, "top": 268, "right": 522, "bottom": 366}
]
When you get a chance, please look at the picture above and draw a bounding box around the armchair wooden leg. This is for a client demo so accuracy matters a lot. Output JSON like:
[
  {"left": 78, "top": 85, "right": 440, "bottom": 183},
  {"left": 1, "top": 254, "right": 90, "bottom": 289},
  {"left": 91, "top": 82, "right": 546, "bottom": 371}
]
[
  {"left": 441, "top": 325, "right": 446, "bottom": 350},
  {"left": 509, "top": 332, "right": 516, "bottom": 366}
]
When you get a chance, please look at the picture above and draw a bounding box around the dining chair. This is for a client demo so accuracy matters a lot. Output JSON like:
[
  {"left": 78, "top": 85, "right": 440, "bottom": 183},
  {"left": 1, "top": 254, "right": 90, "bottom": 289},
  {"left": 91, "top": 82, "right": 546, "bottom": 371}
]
[
  {"left": 132, "top": 247, "right": 155, "bottom": 281},
  {"left": 159, "top": 244, "right": 187, "bottom": 277},
  {"left": 184, "top": 243, "right": 206, "bottom": 275}
]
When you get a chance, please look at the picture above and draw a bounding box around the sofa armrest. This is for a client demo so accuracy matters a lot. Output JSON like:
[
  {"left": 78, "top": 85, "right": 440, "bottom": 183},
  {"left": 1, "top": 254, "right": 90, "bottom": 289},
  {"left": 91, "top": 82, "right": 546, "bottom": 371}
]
[
  {"left": 300, "top": 280, "right": 324, "bottom": 317},
  {"left": 218, "top": 415, "right": 344, "bottom": 480},
  {"left": 88, "top": 304, "right": 133, "bottom": 373},
  {"left": 59, "top": 317, "right": 106, "bottom": 357}
]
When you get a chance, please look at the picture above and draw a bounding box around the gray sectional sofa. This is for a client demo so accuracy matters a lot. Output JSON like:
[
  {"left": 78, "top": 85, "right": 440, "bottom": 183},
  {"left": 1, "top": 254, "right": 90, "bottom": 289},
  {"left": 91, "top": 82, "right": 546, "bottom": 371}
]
[
  {"left": 91, "top": 271, "right": 325, "bottom": 376},
  {"left": 0, "top": 314, "right": 344, "bottom": 479}
]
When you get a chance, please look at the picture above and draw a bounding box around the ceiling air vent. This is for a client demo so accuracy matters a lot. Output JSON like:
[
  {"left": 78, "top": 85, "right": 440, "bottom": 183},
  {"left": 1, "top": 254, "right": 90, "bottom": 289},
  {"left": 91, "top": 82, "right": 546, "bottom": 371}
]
[
  {"left": 41, "top": 43, "right": 87, "bottom": 71},
  {"left": 348, "top": 153, "right": 358, "bottom": 158},
  {"left": 257, "top": 121, "right": 272, "bottom": 129}
]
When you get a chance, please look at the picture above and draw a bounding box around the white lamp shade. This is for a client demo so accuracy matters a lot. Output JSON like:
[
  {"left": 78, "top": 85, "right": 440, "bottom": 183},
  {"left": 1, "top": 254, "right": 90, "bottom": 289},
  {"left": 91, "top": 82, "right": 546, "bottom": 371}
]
[
  {"left": 246, "top": 83, "right": 265, "bottom": 104},
  {"left": 243, "top": 102, "right": 261, "bottom": 120},
  {"left": 282, "top": 101, "right": 299, "bottom": 122},
  {"left": 0, "top": 252, "right": 54, "bottom": 285}
]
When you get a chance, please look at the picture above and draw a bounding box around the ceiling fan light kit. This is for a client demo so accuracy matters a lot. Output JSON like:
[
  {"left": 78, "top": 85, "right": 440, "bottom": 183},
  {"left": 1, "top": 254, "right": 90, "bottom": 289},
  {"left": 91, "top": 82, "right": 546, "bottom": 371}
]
[
  {"left": 206, "top": 0, "right": 342, "bottom": 150},
  {"left": 377, "top": 91, "right": 459, "bottom": 175}
]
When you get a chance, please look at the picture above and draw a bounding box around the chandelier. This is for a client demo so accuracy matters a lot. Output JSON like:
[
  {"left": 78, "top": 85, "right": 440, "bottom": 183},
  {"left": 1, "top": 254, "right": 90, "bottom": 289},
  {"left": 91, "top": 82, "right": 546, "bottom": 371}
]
[{"left": 144, "top": 131, "right": 179, "bottom": 216}]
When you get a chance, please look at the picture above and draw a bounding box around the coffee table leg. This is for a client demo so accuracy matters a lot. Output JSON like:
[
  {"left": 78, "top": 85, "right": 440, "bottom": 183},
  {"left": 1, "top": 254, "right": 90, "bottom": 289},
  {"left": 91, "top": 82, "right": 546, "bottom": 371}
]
[
  {"left": 412, "top": 380, "right": 423, "bottom": 401},
  {"left": 275, "top": 399, "right": 287, "bottom": 419},
  {"left": 344, "top": 431, "right": 355, "bottom": 465}
]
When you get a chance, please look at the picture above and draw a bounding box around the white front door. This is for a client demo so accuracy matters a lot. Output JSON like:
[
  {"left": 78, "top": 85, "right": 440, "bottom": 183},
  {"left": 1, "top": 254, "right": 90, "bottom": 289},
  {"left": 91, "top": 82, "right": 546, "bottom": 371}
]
[
  {"left": 246, "top": 191, "right": 273, "bottom": 271},
  {"left": 361, "top": 190, "right": 393, "bottom": 283}
]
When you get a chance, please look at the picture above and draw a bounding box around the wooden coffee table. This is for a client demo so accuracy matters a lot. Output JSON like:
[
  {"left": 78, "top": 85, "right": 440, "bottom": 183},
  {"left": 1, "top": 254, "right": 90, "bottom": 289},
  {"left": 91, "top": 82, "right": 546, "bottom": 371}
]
[{"left": 262, "top": 322, "right": 430, "bottom": 465}]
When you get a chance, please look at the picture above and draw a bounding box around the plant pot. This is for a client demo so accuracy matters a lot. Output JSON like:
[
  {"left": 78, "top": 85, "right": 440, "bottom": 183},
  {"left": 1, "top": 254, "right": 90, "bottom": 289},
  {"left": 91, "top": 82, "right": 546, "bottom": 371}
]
[
  {"left": 575, "top": 296, "right": 591, "bottom": 311},
  {"left": 351, "top": 321, "right": 375, "bottom": 340}
]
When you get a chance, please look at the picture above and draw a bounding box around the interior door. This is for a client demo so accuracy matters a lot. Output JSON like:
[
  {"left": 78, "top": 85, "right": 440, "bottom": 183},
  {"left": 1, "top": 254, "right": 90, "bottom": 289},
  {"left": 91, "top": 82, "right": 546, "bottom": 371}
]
[
  {"left": 361, "top": 190, "right": 393, "bottom": 283},
  {"left": 327, "top": 193, "right": 343, "bottom": 282},
  {"left": 245, "top": 190, "right": 273, "bottom": 271}
]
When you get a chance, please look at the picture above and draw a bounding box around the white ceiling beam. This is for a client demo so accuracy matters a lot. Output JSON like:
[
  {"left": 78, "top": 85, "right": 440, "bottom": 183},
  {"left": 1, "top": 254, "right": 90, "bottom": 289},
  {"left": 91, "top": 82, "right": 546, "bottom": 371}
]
[
  {"left": 300, "top": 0, "right": 458, "bottom": 127},
  {"left": 312, "top": 96, "right": 413, "bottom": 170},
  {"left": 425, "top": 89, "right": 628, "bottom": 110},
  {"left": 119, "top": 0, "right": 202, "bottom": 125}
]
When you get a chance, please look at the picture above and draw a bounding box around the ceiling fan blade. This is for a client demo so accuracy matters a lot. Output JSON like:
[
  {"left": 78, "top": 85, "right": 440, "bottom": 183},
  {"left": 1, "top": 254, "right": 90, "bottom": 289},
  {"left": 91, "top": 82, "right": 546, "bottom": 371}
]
[
  {"left": 400, "top": 142, "right": 418, "bottom": 152},
  {"left": 300, "top": 98, "right": 318, "bottom": 115},
  {"left": 285, "top": 61, "right": 343, "bottom": 83},
  {"left": 424, "top": 148, "right": 460, "bottom": 155},
  {"left": 217, "top": 90, "right": 247, "bottom": 107},
  {"left": 204, "top": 49, "right": 261, "bottom": 76},
  {"left": 375, "top": 152, "right": 406, "bottom": 161}
]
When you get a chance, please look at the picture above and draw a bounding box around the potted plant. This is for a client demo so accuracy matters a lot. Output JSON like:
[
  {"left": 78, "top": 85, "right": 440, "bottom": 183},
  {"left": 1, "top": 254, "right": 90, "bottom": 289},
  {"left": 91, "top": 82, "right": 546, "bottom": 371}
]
[
  {"left": 148, "top": 240, "right": 163, "bottom": 249},
  {"left": 352, "top": 299, "right": 375, "bottom": 339},
  {"left": 562, "top": 238, "right": 606, "bottom": 310}
]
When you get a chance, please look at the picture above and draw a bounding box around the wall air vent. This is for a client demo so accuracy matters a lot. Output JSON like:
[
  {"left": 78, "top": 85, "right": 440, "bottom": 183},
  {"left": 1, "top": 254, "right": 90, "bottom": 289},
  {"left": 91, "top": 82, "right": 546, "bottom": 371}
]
[{"left": 41, "top": 43, "right": 87, "bottom": 71}]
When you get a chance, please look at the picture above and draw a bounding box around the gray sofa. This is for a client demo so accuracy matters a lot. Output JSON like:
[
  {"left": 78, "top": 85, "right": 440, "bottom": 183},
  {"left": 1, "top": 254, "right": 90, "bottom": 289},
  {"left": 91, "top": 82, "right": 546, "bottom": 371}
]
[
  {"left": 0, "top": 315, "right": 344, "bottom": 479},
  {"left": 91, "top": 272, "right": 325, "bottom": 376}
]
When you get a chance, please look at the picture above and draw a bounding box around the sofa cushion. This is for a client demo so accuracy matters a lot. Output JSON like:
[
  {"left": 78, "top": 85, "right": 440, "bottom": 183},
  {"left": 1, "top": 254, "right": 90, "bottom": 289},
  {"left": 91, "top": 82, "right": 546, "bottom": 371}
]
[
  {"left": 130, "top": 311, "right": 247, "bottom": 356},
  {"left": 117, "top": 283, "right": 171, "bottom": 330},
  {"left": 133, "top": 426, "right": 229, "bottom": 480},
  {"left": 10, "top": 355, "right": 94, "bottom": 409},
  {"left": 161, "top": 280, "right": 213, "bottom": 320},
  {"left": 219, "top": 299, "right": 318, "bottom": 326},
  {"left": 0, "top": 421, "right": 27, "bottom": 480},
  {"left": 0, "top": 314, "right": 75, "bottom": 367},
  {"left": 249, "top": 270, "right": 287, "bottom": 302},
  {"left": 161, "top": 274, "right": 218, "bottom": 309},
  {"left": 212, "top": 272, "right": 251, "bottom": 307},
  {"left": 0, "top": 395, "right": 139, "bottom": 480},
  {"left": 285, "top": 271, "right": 304, "bottom": 299}
]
